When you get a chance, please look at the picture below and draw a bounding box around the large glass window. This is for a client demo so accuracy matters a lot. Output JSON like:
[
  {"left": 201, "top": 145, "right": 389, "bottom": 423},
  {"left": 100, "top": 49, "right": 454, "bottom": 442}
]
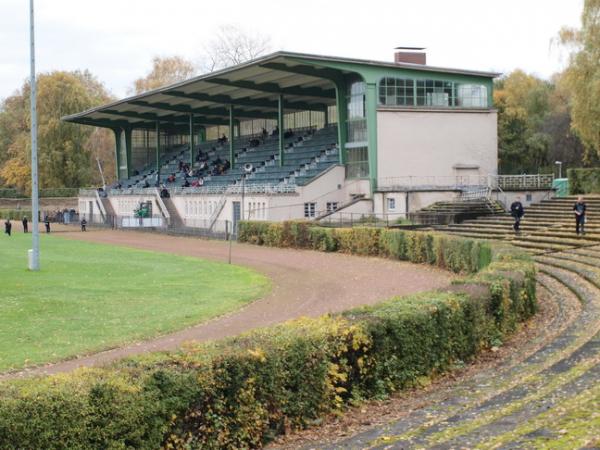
[
  {"left": 379, "top": 77, "right": 488, "bottom": 108},
  {"left": 379, "top": 78, "right": 415, "bottom": 106},
  {"left": 347, "top": 81, "right": 367, "bottom": 143},
  {"left": 456, "top": 83, "right": 488, "bottom": 107},
  {"left": 346, "top": 146, "right": 369, "bottom": 178}
]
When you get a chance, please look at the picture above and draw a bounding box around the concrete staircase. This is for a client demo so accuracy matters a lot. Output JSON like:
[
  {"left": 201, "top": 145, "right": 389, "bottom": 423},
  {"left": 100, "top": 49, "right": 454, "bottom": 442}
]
[
  {"left": 411, "top": 199, "right": 505, "bottom": 225},
  {"left": 435, "top": 195, "right": 600, "bottom": 254},
  {"left": 161, "top": 197, "right": 184, "bottom": 228}
]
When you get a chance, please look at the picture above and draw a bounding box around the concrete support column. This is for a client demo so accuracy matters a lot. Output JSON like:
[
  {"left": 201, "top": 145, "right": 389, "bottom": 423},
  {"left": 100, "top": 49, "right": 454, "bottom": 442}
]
[
  {"left": 189, "top": 114, "right": 194, "bottom": 167},
  {"left": 278, "top": 94, "right": 284, "bottom": 167},
  {"left": 113, "top": 128, "right": 122, "bottom": 180},
  {"left": 335, "top": 82, "right": 348, "bottom": 165},
  {"left": 229, "top": 105, "right": 235, "bottom": 168},
  {"left": 155, "top": 122, "right": 161, "bottom": 183},
  {"left": 124, "top": 127, "right": 132, "bottom": 178},
  {"left": 365, "top": 82, "right": 379, "bottom": 192}
]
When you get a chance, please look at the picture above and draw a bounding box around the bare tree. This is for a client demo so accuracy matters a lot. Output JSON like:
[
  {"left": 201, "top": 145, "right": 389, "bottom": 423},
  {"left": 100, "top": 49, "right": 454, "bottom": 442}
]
[{"left": 199, "top": 25, "right": 272, "bottom": 73}]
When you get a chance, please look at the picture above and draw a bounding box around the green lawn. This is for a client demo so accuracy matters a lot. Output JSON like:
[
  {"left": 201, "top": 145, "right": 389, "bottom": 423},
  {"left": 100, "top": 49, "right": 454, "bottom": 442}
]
[{"left": 0, "top": 233, "right": 270, "bottom": 371}]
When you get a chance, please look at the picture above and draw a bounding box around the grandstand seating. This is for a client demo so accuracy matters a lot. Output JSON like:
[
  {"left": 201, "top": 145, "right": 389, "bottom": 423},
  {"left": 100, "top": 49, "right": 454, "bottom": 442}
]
[{"left": 115, "top": 126, "right": 339, "bottom": 190}]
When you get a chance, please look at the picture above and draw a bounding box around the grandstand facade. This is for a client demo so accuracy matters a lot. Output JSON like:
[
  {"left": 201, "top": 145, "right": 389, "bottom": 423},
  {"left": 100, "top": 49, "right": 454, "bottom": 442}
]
[{"left": 66, "top": 51, "right": 499, "bottom": 230}]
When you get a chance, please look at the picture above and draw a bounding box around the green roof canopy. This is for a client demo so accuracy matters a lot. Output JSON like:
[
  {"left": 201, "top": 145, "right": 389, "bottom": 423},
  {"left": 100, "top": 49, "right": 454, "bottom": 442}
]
[{"left": 62, "top": 51, "right": 500, "bottom": 131}]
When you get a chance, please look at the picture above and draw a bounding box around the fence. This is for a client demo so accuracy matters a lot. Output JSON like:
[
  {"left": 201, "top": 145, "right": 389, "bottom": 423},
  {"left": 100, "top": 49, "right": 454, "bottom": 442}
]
[
  {"left": 317, "top": 211, "right": 410, "bottom": 228},
  {"left": 491, "top": 174, "right": 554, "bottom": 191},
  {"left": 377, "top": 174, "right": 555, "bottom": 192}
]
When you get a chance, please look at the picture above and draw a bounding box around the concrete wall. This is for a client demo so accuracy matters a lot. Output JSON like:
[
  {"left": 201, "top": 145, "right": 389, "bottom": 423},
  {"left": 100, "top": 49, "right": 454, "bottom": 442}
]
[{"left": 376, "top": 108, "right": 498, "bottom": 181}]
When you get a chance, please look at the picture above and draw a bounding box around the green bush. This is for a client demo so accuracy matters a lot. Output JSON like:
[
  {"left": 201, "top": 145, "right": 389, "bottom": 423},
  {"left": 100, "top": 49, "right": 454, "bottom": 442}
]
[
  {"left": 568, "top": 168, "right": 600, "bottom": 194},
  {"left": 240, "top": 221, "right": 493, "bottom": 275},
  {"left": 0, "top": 225, "right": 535, "bottom": 449}
]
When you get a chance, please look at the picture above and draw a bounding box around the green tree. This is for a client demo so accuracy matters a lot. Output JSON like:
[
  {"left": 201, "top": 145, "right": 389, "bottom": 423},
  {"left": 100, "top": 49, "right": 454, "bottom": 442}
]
[
  {"left": 131, "top": 56, "right": 196, "bottom": 94},
  {"left": 494, "top": 70, "right": 553, "bottom": 173},
  {"left": 0, "top": 70, "right": 113, "bottom": 193},
  {"left": 560, "top": 0, "right": 600, "bottom": 159}
]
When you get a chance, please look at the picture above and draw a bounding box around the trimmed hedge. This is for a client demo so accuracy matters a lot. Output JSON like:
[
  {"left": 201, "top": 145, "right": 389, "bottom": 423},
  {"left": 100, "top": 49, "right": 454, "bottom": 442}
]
[
  {"left": 0, "top": 225, "right": 535, "bottom": 449},
  {"left": 239, "top": 221, "right": 493, "bottom": 274},
  {"left": 568, "top": 168, "right": 600, "bottom": 195},
  {"left": 0, "top": 209, "right": 32, "bottom": 220}
]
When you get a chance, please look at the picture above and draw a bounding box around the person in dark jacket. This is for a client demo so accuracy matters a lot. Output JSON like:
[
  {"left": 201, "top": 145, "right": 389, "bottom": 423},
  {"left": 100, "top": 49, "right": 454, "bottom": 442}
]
[
  {"left": 4, "top": 219, "right": 11, "bottom": 236},
  {"left": 510, "top": 197, "right": 525, "bottom": 232},
  {"left": 22, "top": 216, "right": 28, "bottom": 233},
  {"left": 44, "top": 216, "right": 51, "bottom": 233},
  {"left": 574, "top": 196, "right": 587, "bottom": 235},
  {"left": 81, "top": 217, "right": 87, "bottom": 232}
]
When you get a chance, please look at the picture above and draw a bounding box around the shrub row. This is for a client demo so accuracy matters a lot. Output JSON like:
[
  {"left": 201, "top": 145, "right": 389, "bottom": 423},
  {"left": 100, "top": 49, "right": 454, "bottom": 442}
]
[
  {"left": 568, "top": 168, "right": 600, "bottom": 195},
  {"left": 0, "top": 229, "right": 535, "bottom": 449},
  {"left": 238, "top": 221, "right": 492, "bottom": 274},
  {"left": 0, "top": 187, "right": 79, "bottom": 199},
  {"left": 0, "top": 209, "right": 32, "bottom": 220}
]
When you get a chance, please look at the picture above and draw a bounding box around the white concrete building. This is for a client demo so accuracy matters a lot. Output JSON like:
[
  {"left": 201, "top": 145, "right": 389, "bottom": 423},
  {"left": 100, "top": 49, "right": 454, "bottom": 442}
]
[{"left": 67, "top": 50, "right": 503, "bottom": 230}]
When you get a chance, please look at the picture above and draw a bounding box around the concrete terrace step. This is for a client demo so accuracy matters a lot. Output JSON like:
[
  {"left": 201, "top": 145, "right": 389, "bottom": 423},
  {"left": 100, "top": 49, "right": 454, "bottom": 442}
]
[{"left": 321, "top": 258, "right": 600, "bottom": 448}]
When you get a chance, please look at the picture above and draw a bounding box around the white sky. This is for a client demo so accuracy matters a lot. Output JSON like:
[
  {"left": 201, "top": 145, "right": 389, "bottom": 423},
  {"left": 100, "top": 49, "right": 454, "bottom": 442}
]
[{"left": 0, "top": 0, "right": 584, "bottom": 101}]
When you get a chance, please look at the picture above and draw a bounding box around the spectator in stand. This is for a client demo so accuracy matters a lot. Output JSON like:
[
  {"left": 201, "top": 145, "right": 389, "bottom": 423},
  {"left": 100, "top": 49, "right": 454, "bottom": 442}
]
[
  {"left": 183, "top": 178, "right": 190, "bottom": 188},
  {"left": 574, "top": 196, "right": 587, "bottom": 235},
  {"left": 198, "top": 177, "right": 204, "bottom": 186},
  {"left": 178, "top": 161, "right": 184, "bottom": 171},
  {"left": 4, "top": 219, "right": 11, "bottom": 237},
  {"left": 22, "top": 216, "right": 28, "bottom": 233},
  {"left": 284, "top": 129, "right": 294, "bottom": 139},
  {"left": 224, "top": 159, "right": 231, "bottom": 171},
  {"left": 167, "top": 173, "right": 176, "bottom": 183},
  {"left": 80, "top": 217, "right": 87, "bottom": 232},
  {"left": 261, "top": 127, "right": 268, "bottom": 141},
  {"left": 271, "top": 126, "right": 279, "bottom": 137},
  {"left": 160, "top": 186, "right": 170, "bottom": 198},
  {"left": 44, "top": 216, "right": 51, "bottom": 233},
  {"left": 510, "top": 197, "right": 525, "bottom": 233},
  {"left": 143, "top": 178, "right": 150, "bottom": 188}
]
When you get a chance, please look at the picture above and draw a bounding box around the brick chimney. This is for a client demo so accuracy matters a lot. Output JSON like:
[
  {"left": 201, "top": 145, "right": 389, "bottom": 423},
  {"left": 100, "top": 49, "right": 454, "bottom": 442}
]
[{"left": 394, "top": 47, "right": 426, "bottom": 65}]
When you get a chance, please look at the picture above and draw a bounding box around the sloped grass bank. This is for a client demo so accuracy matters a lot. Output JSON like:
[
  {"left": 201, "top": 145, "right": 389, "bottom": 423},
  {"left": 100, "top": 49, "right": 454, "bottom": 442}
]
[
  {"left": 0, "top": 225, "right": 536, "bottom": 449},
  {"left": 0, "top": 233, "right": 269, "bottom": 371}
]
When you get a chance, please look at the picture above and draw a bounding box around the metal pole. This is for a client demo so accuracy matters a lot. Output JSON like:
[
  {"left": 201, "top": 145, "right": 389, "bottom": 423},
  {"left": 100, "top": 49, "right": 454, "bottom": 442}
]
[
  {"left": 227, "top": 220, "right": 232, "bottom": 265},
  {"left": 29, "top": 0, "right": 40, "bottom": 271}
]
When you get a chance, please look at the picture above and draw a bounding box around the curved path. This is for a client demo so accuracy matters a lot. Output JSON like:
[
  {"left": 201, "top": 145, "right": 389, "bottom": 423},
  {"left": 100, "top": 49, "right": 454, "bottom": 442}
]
[
  {"left": 2, "top": 228, "right": 452, "bottom": 380},
  {"left": 292, "top": 246, "right": 600, "bottom": 449}
]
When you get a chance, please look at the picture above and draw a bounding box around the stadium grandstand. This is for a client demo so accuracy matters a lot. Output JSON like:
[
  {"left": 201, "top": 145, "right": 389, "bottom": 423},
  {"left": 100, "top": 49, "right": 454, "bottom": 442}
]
[{"left": 67, "top": 49, "right": 502, "bottom": 232}]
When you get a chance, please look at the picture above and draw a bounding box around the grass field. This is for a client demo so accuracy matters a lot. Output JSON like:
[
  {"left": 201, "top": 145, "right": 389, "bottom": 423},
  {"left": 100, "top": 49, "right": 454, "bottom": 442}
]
[{"left": 0, "top": 232, "right": 270, "bottom": 371}]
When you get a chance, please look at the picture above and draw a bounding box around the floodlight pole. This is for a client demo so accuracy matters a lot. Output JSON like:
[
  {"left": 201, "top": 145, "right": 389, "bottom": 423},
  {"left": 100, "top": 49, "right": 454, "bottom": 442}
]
[{"left": 29, "top": 0, "right": 40, "bottom": 271}]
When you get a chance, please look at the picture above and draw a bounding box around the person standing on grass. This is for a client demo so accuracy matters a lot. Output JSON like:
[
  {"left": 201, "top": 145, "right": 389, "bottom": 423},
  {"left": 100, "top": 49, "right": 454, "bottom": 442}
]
[
  {"left": 22, "top": 216, "right": 28, "bottom": 233},
  {"left": 4, "top": 219, "right": 11, "bottom": 236},
  {"left": 510, "top": 196, "right": 525, "bottom": 233},
  {"left": 81, "top": 217, "right": 87, "bottom": 232},
  {"left": 44, "top": 216, "right": 51, "bottom": 233},
  {"left": 574, "top": 196, "right": 587, "bottom": 235}
]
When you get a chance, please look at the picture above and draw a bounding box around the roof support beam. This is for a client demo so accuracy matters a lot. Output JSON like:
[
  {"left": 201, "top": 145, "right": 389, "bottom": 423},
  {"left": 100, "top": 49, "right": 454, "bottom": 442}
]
[
  {"left": 159, "top": 92, "right": 328, "bottom": 112},
  {"left": 129, "top": 99, "right": 277, "bottom": 120},
  {"left": 229, "top": 105, "right": 235, "bottom": 169},
  {"left": 103, "top": 109, "right": 188, "bottom": 124},
  {"left": 260, "top": 63, "right": 344, "bottom": 84},
  {"left": 205, "top": 78, "right": 336, "bottom": 99}
]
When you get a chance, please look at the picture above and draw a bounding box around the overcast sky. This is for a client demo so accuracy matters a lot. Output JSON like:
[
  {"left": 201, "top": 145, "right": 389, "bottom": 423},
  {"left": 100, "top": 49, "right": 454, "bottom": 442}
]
[{"left": 0, "top": 0, "right": 584, "bottom": 101}]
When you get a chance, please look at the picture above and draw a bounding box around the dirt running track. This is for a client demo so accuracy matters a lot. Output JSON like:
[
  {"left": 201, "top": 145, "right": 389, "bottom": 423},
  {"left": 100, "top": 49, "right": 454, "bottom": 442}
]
[{"left": 4, "top": 227, "right": 452, "bottom": 379}]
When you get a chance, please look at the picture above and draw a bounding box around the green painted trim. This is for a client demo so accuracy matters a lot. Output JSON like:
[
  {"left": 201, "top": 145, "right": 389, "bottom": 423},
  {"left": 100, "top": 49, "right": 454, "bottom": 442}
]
[
  {"left": 335, "top": 82, "right": 348, "bottom": 165},
  {"left": 229, "top": 105, "right": 235, "bottom": 168},
  {"left": 189, "top": 114, "right": 194, "bottom": 167},
  {"left": 113, "top": 128, "right": 122, "bottom": 181},
  {"left": 278, "top": 95, "right": 284, "bottom": 167},
  {"left": 124, "top": 127, "right": 132, "bottom": 178},
  {"left": 365, "top": 83, "right": 379, "bottom": 192}
]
